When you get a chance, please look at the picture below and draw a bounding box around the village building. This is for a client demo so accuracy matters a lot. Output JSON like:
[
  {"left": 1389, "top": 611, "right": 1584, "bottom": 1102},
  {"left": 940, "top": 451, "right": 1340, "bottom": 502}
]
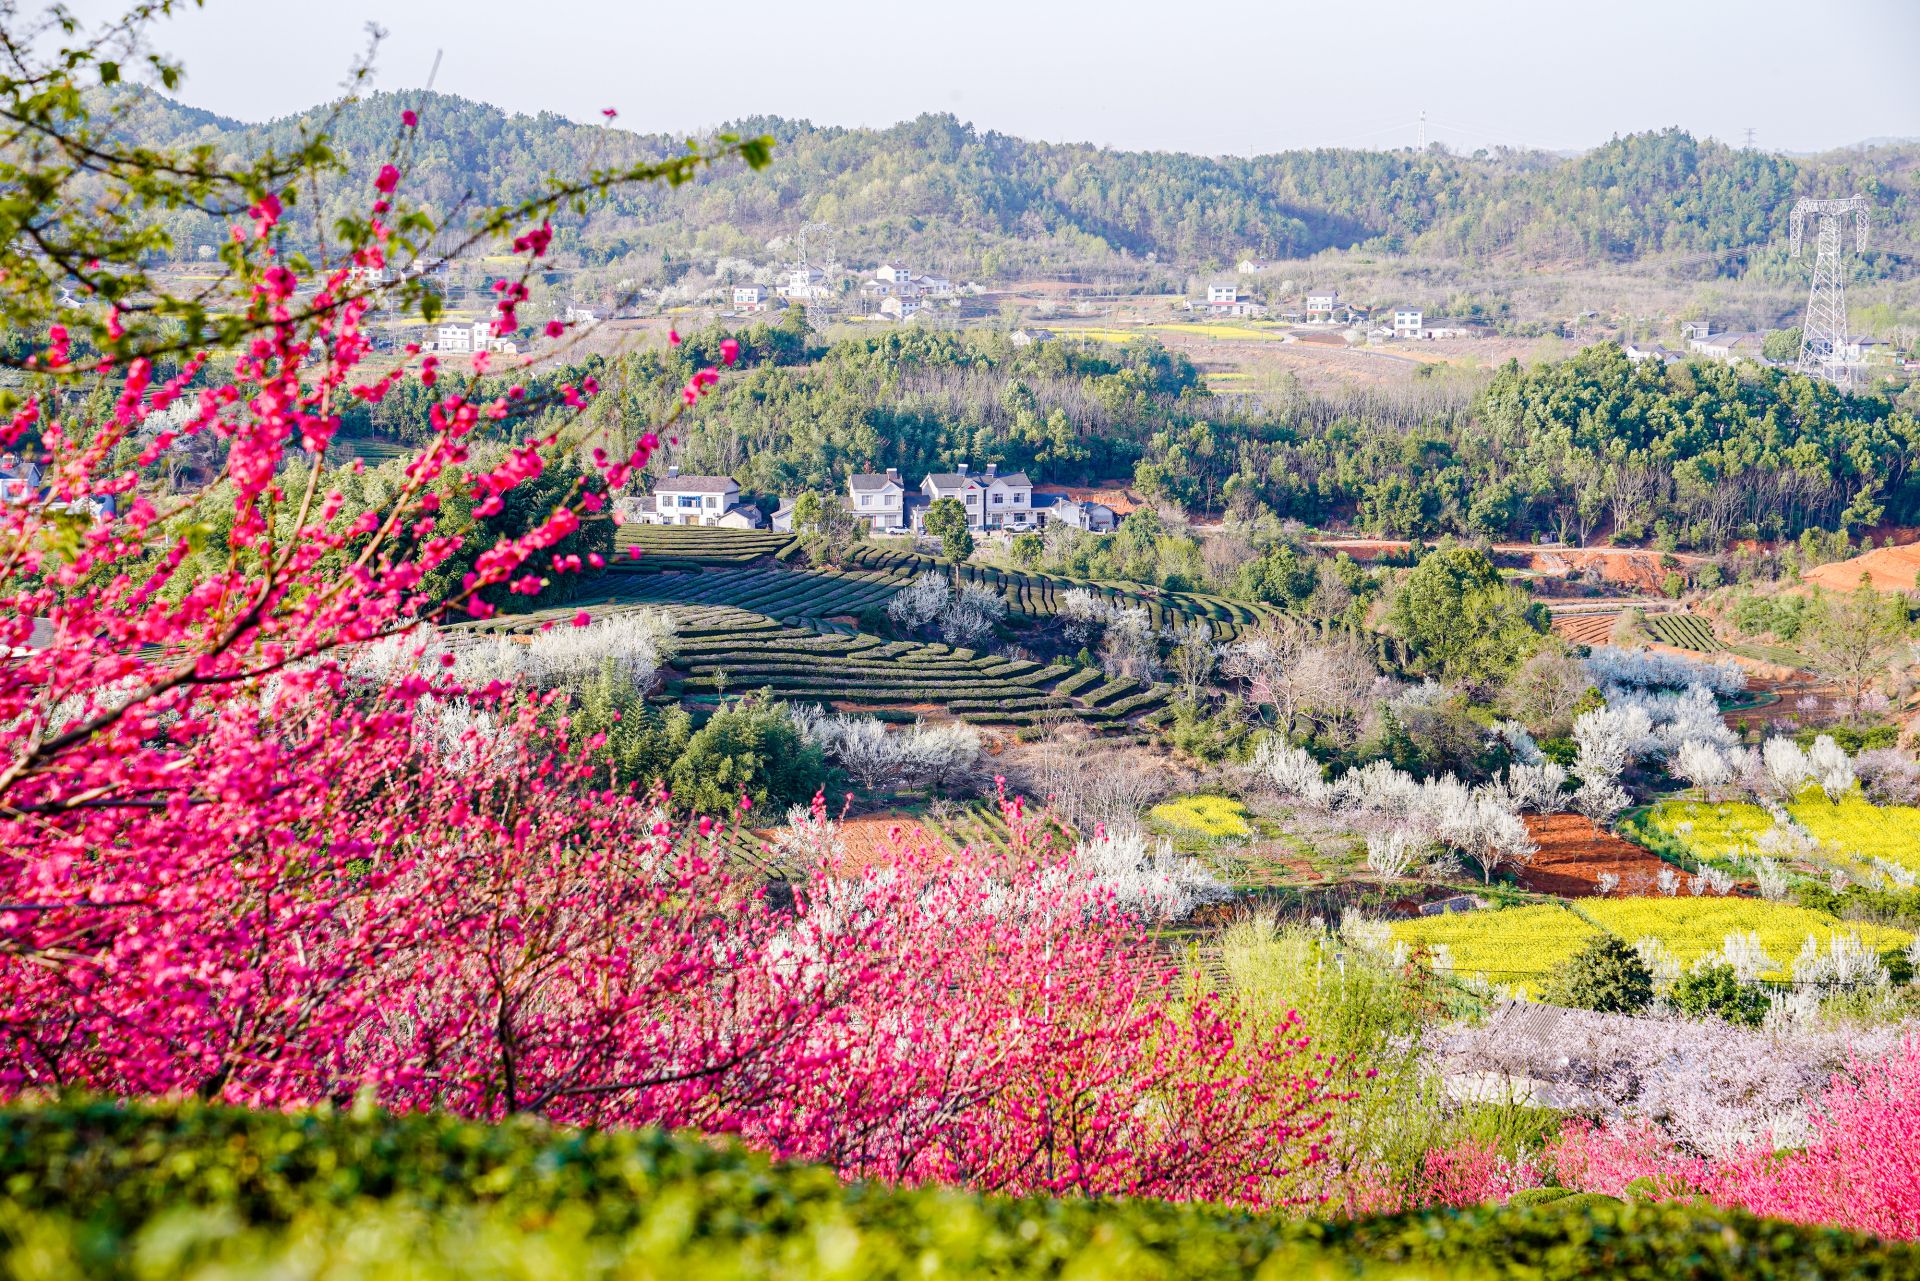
[
  {"left": 626, "top": 468, "right": 764, "bottom": 528},
  {"left": 733, "top": 284, "right": 774, "bottom": 312},
  {"left": 1305, "top": 289, "right": 1342, "bottom": 323},
  {"left": 915, "top": 462, "right": 1036, "bottom": 532},
  {"left": 848, "top": 467, "right": 909, "bottom": 531},
  {"left": 1392, "top": 308, "right": 1423, "bottom": 338},
  {"left": 1031, "top": 493, "right": 1117, "bottom": 532}
]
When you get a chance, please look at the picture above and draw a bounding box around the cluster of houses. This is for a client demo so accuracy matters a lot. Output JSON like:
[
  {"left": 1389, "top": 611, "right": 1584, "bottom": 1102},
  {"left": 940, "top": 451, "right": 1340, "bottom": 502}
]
[
  {"left": 1183, "top": 283, "right": 1485, "bottom": 339},
  {"left": 808, "top": 462, "right": 1117, "bottom": 535},
  {"left": 614, "top": 463, "right": 1120, "bottom": 537},
  {"left": 1620, "top": 320, "right": 1893, "bottom": 371},
  {"left": 725, "top": 261, "right": 980, "bottom": 321}
]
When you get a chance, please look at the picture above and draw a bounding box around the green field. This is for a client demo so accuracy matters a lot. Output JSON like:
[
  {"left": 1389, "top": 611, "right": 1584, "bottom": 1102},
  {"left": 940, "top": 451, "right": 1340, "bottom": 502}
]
[
  {"left": 1644, "top": 612, "right": 1718, "bottom": 651},
  {"left": 587, "top": 606, "right": 1168, "bottom": 735}
]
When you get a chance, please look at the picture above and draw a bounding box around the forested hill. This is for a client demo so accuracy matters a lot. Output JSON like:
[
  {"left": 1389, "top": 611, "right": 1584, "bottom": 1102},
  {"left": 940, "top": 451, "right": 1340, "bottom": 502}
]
[{"left": 115, "top": 89, "right": 1919, "bottom": 279}]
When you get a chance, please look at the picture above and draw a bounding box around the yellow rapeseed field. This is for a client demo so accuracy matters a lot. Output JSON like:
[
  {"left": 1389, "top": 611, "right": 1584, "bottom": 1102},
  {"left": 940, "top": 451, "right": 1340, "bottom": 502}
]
[
  {"left": 1579, "top": 897, "right": 1912, "bottom": 979},
  {"left": 1149, "top": 795, "right": 1253, "bottom": 839},
  {"left": 1389, "top": 904, "right": 1600, "bottom": 996},
  {"left": 1649, "top": 792, "right": 1920, "bottom": 874}
]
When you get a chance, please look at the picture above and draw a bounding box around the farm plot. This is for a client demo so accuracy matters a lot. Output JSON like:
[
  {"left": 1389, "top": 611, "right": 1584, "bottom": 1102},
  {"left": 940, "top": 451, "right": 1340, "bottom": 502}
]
[
  {"left": 1389, "top": 904, "right": 1601, "bottom": 998},
  {"left": 658, "top": 606, "right": 1173, "bottom": 734},
  {"left": 613, "top": 524, "right": 799, "bottom": 565},
  {"left": 1645, "top": 793, "right": 1920, "bottom": 875},
  {"left": 1518, "top": 814, "right": 1675, "bottom": 897},
  {"left": 841, "top": 546, "right": 1284, "bottom": 641},
  {"left": 1549, "top": 611, "right": 1621, "bottom": 647},
  {"left": 1643, "top": 612, "right": 1718, "bottom": 651},
  {"left": 1578, "top": 897, "right": 1912, "bottom": 980},
  {"left": 587, "top": 566, "right": 908, "bottom": 626}
]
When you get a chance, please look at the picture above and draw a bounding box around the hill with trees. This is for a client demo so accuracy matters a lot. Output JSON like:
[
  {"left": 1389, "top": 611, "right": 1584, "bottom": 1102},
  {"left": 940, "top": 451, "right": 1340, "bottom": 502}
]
[{"left": 112, "top": 89, "right": 1920, "bottom": 282}]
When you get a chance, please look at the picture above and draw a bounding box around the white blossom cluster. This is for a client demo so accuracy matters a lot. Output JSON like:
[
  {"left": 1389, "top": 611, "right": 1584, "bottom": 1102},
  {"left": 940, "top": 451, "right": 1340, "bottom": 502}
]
[
  {"left": 790, "top": 706, "right": 986, "bottom": 794},
  {"left": 1585, "top": 646, "right": 1747, "bottom": 698},
  {"left": 1252, "top": 739, "right": 1543, "bottom": 881},
  {"left": 1062, "top": 828, "right": 1230, "bottom": 921}
]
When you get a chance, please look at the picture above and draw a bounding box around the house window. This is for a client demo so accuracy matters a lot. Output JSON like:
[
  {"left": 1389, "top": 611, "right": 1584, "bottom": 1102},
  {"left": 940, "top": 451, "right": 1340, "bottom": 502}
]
[
  {"left": 992, "top": 493, "right": 1004, "bottom": 505},
  {"left": 860, "top": 494, "right": 871, "bottom": 507}
]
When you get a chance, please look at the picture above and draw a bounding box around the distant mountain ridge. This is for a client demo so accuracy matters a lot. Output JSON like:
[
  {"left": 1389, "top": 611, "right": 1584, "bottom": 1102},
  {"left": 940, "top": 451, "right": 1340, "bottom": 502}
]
[{"left": 110, "top": 89, "right": 1920, "bottom": 280}]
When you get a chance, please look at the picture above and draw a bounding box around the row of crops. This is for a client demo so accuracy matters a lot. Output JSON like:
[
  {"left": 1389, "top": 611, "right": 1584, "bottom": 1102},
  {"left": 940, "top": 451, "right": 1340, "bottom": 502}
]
[
  {"left": 659, "top": 605, "right": 1173, "bottom": 735},
  {"left": 585, "top": 566, "right": 909, "bottom": 629},
  {"left": 840, "top": 544, "right": 1283, "bottom": 641},
  {"left": 1643, "top": 612, "right": 1718, "bottom": 651},
  {"left": 603, "top": 527, "right": 1297, "bottom": 643},
  {"left": 1391, "top": 896, "right": 1914, "bottom": 997},
  {"left": 612, "top": 524, "right": 801, "bottom": 566}
]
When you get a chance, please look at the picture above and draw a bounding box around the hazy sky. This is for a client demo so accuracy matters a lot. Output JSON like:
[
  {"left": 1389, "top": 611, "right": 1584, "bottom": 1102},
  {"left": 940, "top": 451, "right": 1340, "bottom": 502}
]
[{"left": 69, "top": 0, "right": 1920, "bottom": 155}]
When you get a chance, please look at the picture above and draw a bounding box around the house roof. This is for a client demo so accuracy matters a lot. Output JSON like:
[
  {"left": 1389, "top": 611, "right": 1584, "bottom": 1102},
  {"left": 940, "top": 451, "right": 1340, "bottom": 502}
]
[
  {"left": 989, "top": 471, "right": 1032, "bottom": 488},
  {"left": 656, "top": 475, "right": 738, "bottom": 493},
  {"left": 849, "top": 473, "right": 902, "bottom": 492},
  {"left": 923, "top": 473, "right": 977, "bottom": 490}
]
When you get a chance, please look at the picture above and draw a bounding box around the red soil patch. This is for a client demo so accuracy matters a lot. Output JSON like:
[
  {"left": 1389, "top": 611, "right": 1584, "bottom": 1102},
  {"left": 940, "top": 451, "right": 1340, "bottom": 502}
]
[
  {"left": 1032, "top": 483, "right": 1150, "bottom": 515},
  {"left": 1518, "top": 813, "right": 1673, "bottom": 898},
  {"left": 1801, "top": 543, "right": 1920, "bottom": 594},
  {"left": 1551, "top": 613, "right": 1621, "bottom": 646}
]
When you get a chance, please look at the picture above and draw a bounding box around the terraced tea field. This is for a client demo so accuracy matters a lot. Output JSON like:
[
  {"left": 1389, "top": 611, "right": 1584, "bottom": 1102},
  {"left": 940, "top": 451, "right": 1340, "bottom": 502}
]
[
  {"left": 658, "top": 606, "right": 1173, "bottom": 735},
  {"left": 614, "top": 524, "right": 800, "bottom": 566},
  {"left": 592, "top": 565, "right": 911, "bottom": 628},
  {"left": 1643, "top": 612, "right": 1718, "bottom": 651},
  {"left": 841, "top": 545, "right": 1287, "bottom": 641}
]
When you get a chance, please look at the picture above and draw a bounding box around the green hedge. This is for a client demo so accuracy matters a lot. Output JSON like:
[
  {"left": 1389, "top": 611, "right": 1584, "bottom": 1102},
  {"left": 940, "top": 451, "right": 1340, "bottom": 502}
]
[{"left": 0, "top": 1102, "right": 1911, "bottom": 1281}]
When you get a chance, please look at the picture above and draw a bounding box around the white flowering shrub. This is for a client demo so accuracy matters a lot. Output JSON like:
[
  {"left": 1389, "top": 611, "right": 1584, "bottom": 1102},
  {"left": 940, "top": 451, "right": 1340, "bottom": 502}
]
[
  {"left": 1791, "top": 931, "right": 1890, "bottom": 992},
  {"left": 1596, "top": 871, "right": 1621, "bottom": 897},
  {"left": 798, "top": 711, "right": 985, "bottom": 794},
  {"left": 1761, "top": 737, "right": 1815, "bottom": 799},
  {"left": 1056, "top": 588, "right": 1112, "bottom": 645},
  {"left": 1252, "top": 737, "right": 1331, "bottom": 807},
  {"left": 1656, "top": 866, "right": 1681, "bottom": 896},
  {"left": 939, "top": 582, "right": 1007, "bottom": 647},
  {"left": 1806, "top": 734, "right": 1856, "bottom": 801},
  {"left": 1673, "top": 739, "right": 1733, "bottom": 793},
  {"left": 1585, "top": 646, "right": 1746, "bottom": 697},
  {"left": 887, "top": 572, "right": 951, "bottom": 630},
  {"left": 1066, "top": 828, "right": 1228, "bottom": 922},
  {"left": 1712, "top": 930, "right": 1777, "bottom": 982},
  {"left": 1365, "top": 830, "right": 1428, "bottom": 881},
  {"left": 1501, "top": 761, "right": 1570, "bottom": 813},
  {"left": 1491, "top": 719, "right": 1545, "bottom": 765},
  {"left": 1751, "top": 857, "right": 1793, "bottom": 901},
  {"left": 519, "top": 611, "right": 675, "bottom": 691},
  {"left": 1339, "top": 907, "right": 1394, "bottom": 955},
  {"left": 1633, "top": 935, "right": 1682, "bottom": 986}
]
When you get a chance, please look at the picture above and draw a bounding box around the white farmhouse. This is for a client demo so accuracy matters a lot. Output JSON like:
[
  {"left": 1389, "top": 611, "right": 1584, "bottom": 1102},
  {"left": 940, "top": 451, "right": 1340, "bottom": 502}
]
[
  {"left": 848, "top": 467, "right": 908, "bottom": 531},
  {"left": 1393, "top": 308, "right": 1423, "bottom": 338},
  {"left": 637, "top": 468, "right": 763, "bottom": 527}
]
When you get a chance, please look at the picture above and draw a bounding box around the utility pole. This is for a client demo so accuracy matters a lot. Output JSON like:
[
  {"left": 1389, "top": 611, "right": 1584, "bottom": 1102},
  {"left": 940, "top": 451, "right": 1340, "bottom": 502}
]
[{"left": 1789, "top": 195, "right": 1870, "bottom": 389}]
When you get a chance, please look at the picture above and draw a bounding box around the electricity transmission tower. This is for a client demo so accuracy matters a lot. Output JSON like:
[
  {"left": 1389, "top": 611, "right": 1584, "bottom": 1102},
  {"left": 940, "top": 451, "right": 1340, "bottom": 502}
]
[{"left": 1789, "top": 195, "right": 1870, "bottom": 389}]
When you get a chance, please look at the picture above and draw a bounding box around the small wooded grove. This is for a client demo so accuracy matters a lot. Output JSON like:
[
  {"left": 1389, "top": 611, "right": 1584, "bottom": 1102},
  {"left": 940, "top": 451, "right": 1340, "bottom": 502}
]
[{"left": 423, "top": 325, "right": 1920, "bottom": 549}]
